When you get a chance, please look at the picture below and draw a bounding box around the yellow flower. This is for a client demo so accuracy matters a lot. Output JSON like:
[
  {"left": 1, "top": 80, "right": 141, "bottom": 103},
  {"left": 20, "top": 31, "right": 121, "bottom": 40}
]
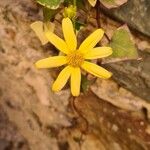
[
  {"left": 63, "top": 5, "right": 76, "bottom": 19},
  {"left": 35, "top": 18, "right": 112, "bottom": 96}
]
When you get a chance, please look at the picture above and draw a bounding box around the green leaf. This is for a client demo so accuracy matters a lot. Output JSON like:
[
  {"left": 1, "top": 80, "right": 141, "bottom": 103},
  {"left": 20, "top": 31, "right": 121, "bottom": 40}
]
[
  {"left": 102, "top": 25, "right": 139, "bottom": 64},
  {"left": 81, "top": 75, "right": 90, "bottom": 93},
  {"left": 43, "top": 7, "right": 58, "bottom": 22},
  {"left": 75, "top": 21, "right": 84, "bottom": 31},
  {"left": 76, "top": 0, "right": 85, "bottom": 9},
  {"left": 100, "top": 0, "right": 127, "bottom": 9},
  {"left": 36, "top": 0, "right": 64, "bottom": 9},
  {"left": 111, "top": 26, "right": 138, "bottom": 58}
]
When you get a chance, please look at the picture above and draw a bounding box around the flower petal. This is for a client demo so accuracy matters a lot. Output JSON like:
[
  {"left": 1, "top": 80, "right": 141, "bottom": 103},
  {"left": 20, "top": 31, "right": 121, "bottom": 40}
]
[
  {"left": 45, "top": 31, "right": 69, "bottom": 54},
  {"left": 71, "top": 67, "right": 81, "bottom": 96},
  {"left": 79, "top": 29, "right": 104, "bottom": 53},
  {"left": 35, "top": 56, "right": 67, "bottom": 68},
  {"left": 44, "top": 22, "right": 55, "bottom": 34},
  {"left": 81, "top": 61, "right": 112, "bottom": 79},
  {"left": 52, "top": 66, "right": 72, "bottom": 92},
  {"left": 84, "top": 47, "right": 112, "bottom": 59},
  {"left": 30, "top": 21, "right": 49, "bottom": 45},
  {"left": 88, "top": 0, "right": 97, "bottom": 7},
  {"left": 62, "top": 18, "right": 77, "bottom": 51}
]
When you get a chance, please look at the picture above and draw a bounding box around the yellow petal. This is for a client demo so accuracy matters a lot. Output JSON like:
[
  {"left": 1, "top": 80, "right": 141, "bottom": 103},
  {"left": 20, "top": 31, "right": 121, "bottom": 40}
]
[
  {"left": 52, "top": 66, "right": 72, "bottom": 92},
  {"left": 88, "top": 0, "right": 97, "bottom": 7},
  {"left": 30, "top": 21, "right": 49, "bottom": 45},
  {"left": 62, "top": 18, "right": 77, "bottom": 51},
  {"left": 45, "top": 31, "right": 69, "bottom": 54},
  {"left": 35, "top": 56, "right": 67, "bottom": 68},
  {"left": 84, "top": 47, "right": 112, "bottom": 59},
  {"left": 81, "top": 61, "right": 112, "bottom": 79},
  {"left": 79, "top": 29, "right": 104, "bottom": 53},
  {"left": 71, "top": 67, "right": 81, "bottom": 96}
]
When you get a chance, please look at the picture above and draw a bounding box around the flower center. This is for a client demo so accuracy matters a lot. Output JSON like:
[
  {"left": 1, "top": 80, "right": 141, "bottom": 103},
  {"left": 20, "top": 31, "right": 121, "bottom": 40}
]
[{"left": 67, "top": 51, "right": 84, "bottom": 67}]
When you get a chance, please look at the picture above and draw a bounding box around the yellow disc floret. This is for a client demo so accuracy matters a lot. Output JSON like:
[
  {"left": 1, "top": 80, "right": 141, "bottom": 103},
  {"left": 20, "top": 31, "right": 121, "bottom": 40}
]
[
  {"left": 35, "top": 17, "right": 112, "bottom": 96},
  {"left": 67, "top": 51, "right": 84, "bottom": 67}
]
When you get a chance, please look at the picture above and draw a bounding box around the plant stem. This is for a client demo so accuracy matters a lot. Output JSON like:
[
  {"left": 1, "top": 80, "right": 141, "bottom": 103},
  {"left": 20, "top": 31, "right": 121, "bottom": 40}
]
[
  {"left": 96, "top": 1, "right": 110, "bottom": 42},
  {"left": 73, "top": 0, "right": 77, "bottom": 31},
  {"left": 73, "top": 0, "right": 76, "bottom": 6},
  {"left": 96, "top": 0, "right": 101, "bottom": 28},
  {"left": 71, "top": 97, "right": 89, "bottom": 134}
]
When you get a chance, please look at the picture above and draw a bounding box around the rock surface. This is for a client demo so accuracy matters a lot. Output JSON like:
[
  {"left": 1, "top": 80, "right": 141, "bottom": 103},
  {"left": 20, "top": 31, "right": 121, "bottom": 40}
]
[
  {"left": 0, "top": 106, "right": 30, "bottom": 150},
  {"left": 0, "top": 0, "right": 150, "bottom": 150},
  {"left": 104, "top": 50, "right": 150, "bottom": 102},
  {"left": 101, "top": 0, "right": 150, "bottom": 37},
  {"left": 77, "top": 7, "right": 150, "bottom": 102},
  {"left": 74, "top": 91, "right": 150, "bottom": 150}
]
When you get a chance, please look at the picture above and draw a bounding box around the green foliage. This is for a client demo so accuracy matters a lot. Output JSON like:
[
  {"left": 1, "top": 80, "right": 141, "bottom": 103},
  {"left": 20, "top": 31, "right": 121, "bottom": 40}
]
[
  {"left": 109, "top": 26, "right": 138, "bottom": 59},
  {"left": 36, "top": 0, "right": 64, "bottom": 9},
  {"left": 75, "top": 21, "right": 84, "bottom": 31},
  {"left": 43, "top": 7, "right": 58, "bottom": 22},
  {"left": 81, "top": 75, "right": 90, "bottom": 93},
  {"left": 35, "top": 0, "right": 137, "bottom": 62}
]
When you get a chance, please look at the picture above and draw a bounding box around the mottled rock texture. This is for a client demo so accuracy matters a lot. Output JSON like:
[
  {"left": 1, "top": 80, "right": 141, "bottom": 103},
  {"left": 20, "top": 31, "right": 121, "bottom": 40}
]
[
  {"left": 98, "top": 0, "right": 150, "bottom": 101},
  {"left": 0, "top": 106, "right": 30, "bottom": 150},
  {"left": 104, "top": 50, "right": 150, "bottom": 102},
  {"left": 0, "top": 0, "right": 150, "bottom": 150},
  {"left": 102, "top": 0, "right": 150, "bottom": 37}
]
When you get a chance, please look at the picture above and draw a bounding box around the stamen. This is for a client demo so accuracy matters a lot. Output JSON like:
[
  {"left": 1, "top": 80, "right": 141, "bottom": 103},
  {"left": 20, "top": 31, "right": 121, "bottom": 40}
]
[{"left": 67, "top": 51, "right": 84, "bottom": 67}]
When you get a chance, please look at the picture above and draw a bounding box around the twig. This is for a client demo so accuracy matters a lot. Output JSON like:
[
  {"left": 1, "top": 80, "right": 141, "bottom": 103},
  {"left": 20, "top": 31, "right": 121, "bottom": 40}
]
[
  {"left": 96, "top": 1, "right": 110, "bottom": 42},
  {"left": 104, "top": 33, "right": 111, "bottom": 42},
  {"left": 96, "top": 0, "right": 101, "bottom": 28}
]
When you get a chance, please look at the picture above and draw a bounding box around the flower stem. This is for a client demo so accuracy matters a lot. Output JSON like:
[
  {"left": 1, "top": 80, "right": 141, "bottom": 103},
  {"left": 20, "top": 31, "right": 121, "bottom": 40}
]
[
  {"left": 73, "top": 0, "right": 77, "bottom": 32},
  {"left": 73, "top": 0, "right": 76, "bottom": 6},
  {"left": 96, "top": 1, "right": 110, "bottom": 42},
  {"left": 96, "top": 0, "right": 101, "bottom": 28}
]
